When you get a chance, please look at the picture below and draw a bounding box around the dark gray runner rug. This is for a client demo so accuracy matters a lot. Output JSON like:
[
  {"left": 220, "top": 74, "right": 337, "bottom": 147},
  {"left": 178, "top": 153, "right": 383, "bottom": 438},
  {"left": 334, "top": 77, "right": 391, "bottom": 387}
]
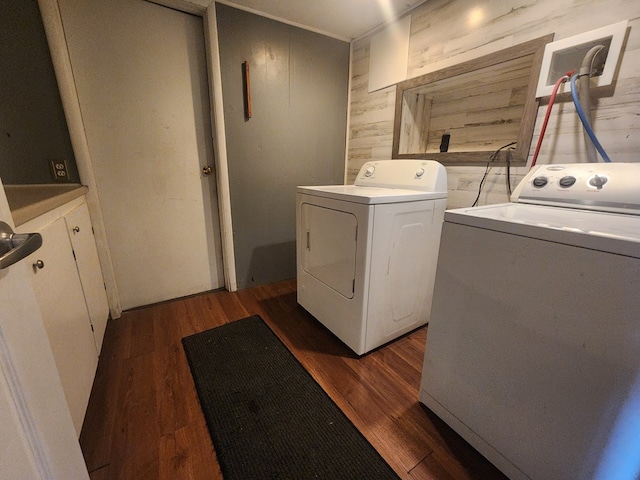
[{"left": 182, "top": 315, "right": 400, "bottom": 479}]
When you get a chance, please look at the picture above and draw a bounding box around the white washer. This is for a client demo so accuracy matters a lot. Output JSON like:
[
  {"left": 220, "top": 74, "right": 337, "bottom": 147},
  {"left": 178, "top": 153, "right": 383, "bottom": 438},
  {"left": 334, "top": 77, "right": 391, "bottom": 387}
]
[
  {"left": 420, "top": 163, "right": 640, "bottom": 480},
  {"left": 296, "top": 160, "right": 447, "bottom": 355}
]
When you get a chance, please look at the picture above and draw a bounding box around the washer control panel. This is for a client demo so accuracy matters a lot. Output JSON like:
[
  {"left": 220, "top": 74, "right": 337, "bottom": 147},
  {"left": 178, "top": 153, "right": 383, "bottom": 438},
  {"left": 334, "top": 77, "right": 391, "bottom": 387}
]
[{"left": 512, "top": 163, "right": 640, "bottom": 214}]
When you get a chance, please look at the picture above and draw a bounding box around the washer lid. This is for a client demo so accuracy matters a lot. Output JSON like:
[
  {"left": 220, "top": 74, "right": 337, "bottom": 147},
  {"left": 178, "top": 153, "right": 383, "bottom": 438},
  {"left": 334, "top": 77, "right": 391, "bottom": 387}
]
[
  {"left": 297, "top": 185, "right": 446, "bottom": 204},
  {"left": 444, "top": 203, "right": 640, "bottom": 258}
]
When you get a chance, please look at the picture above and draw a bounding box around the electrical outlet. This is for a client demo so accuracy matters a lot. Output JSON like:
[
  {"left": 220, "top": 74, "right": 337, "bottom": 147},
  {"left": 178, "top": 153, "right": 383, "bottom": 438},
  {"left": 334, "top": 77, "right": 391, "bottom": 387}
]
[{"left": 50, "top": 159, "right": 70, "bottom": 182}]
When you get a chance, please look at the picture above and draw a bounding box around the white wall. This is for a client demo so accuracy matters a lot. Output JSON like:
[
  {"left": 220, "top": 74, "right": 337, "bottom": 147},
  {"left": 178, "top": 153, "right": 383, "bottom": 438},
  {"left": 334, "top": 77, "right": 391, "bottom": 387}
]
[{"left": 348, "top": 0, "right": 640, "bottom": 208}]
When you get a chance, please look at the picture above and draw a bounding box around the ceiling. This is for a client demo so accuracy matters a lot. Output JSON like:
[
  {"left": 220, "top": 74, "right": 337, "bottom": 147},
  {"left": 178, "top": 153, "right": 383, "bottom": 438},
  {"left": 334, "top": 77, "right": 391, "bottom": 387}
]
[{"left": 214, "top": 0, "right": 426, "bottom": 40}]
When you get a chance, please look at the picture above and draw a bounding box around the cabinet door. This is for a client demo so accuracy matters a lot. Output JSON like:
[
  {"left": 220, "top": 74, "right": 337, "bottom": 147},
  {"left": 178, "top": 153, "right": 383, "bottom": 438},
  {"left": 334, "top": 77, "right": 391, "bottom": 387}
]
[
  {"left": 26, "top": 217, "right": 98, "bottom": 436},
  {"left": 65, "top": 203, "right": 109, "bottom": 353}
]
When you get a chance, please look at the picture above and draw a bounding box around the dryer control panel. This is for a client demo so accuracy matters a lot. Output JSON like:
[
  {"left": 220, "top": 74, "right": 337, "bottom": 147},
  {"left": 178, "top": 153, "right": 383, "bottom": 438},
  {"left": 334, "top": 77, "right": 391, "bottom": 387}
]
[
  {"left": 512, "top": 163, "right": 640, "bottom": 214},
  {"left": 355, "top": 159, "right": 447, "bottom": 193}
]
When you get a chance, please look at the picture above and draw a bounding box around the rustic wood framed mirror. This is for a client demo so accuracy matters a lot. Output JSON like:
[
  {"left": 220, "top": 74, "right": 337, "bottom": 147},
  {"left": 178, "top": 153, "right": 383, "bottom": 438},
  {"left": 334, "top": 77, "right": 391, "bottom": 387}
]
[{"left": 392, "top": 35, "right": 553, "bottom": 166}]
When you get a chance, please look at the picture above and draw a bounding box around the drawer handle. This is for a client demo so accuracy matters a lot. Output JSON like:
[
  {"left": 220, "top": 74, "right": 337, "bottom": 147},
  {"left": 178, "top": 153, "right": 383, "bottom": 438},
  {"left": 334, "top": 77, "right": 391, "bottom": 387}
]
[
  {"left": 73, "top": 226, "right": 80, "bottom": 233},
  {"left": 33, "top": 259, "right": 45, "bottom": 270}
]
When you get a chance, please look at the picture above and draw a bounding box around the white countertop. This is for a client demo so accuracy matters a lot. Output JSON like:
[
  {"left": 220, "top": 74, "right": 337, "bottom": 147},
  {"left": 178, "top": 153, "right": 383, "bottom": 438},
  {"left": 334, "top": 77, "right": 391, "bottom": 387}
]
[{"left": 4, "top": 184, "right": 88, "bottom": 226}]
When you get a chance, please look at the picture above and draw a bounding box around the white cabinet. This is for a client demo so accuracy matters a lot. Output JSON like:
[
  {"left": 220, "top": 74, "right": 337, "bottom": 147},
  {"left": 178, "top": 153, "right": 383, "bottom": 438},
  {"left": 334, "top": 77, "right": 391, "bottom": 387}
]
[
  {"left": 17, "top": 197, "right": 109, "bottom": 436},
  {"left": 65, "top": 203, "right": 109, "bottom": 352}
]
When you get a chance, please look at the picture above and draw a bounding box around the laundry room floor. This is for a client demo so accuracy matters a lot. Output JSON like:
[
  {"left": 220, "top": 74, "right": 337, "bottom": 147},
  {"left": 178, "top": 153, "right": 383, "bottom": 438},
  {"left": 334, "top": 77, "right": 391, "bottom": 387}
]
[{"left": 79, "top": 279, "right": 507, "bottom": 480}]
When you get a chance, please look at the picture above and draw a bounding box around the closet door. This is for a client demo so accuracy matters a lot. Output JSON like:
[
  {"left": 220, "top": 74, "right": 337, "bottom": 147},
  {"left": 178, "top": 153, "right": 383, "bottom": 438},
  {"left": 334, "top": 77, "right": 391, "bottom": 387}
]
[{"left": 59, "top": 0, "right": 224, "bottom": 309}]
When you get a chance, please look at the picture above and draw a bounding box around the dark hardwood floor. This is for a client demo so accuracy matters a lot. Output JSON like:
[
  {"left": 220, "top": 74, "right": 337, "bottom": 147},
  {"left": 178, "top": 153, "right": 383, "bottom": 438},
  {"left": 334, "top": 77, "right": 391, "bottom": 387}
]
[{"left": 80, "top": 279, "right": 507, "bottom": 480}]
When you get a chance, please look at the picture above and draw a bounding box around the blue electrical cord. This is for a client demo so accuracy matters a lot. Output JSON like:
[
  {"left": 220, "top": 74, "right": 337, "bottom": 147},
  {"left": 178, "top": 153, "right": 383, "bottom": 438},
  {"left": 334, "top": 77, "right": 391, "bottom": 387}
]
[{"left": 570, "top": 73, "right": 612, "bottom": 162}]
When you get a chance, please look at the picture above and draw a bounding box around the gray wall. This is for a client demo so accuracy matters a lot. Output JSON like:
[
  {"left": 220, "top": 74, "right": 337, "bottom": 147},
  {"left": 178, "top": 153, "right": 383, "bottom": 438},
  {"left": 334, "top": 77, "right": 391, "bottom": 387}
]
[
  {"left": 217, "top": 3, "right": 349, "bottom": 289},
  {"left": 0, "top": 0, "right": 79, "bottom": 184}
]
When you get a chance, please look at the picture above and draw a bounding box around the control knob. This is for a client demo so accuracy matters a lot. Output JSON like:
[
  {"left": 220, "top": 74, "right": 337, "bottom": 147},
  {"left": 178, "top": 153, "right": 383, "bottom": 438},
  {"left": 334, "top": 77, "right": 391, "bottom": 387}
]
[
  {"left": 532, "top": 176, "right": 548, "bottom": 187},
  {"left": 364, "top": 166, "right": 375, "bottom": 177},
  {"left": 559, "top": 176, "right": 576, "bottom": 188},
  {"left": 589, "top": 175, "right": 608, "bottom": 189}
]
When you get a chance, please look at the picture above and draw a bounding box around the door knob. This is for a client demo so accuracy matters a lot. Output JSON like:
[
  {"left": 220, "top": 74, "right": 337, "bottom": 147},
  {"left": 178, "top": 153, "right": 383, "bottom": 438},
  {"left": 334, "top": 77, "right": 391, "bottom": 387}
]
[
  {"left": 0, "top": 221, "right": 43, "bottom": 269},
  {"left": 33, "top": 259, "right": 45, "bottom": 270},
  {"left": 202, "top": 165, "right": 212, "bottom": 176},
  {"left": 73, "top": 226, "right": 80, "bottom": 233}
]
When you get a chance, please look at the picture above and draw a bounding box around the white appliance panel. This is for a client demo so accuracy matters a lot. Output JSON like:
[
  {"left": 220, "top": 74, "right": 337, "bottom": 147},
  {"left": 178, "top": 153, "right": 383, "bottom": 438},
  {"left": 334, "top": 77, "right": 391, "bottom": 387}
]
[
  {"left": 512, "top": 162, "right": 640, "bottom": 214},
  {"left": 421, "top": 221, "right": 640, "bottom": 480},
  {"left": 445, "top": 203, "right": 640, "bottom": 258},
  {"left": 297, "top": 192, "right": 373, "bottom": 354},
  {"left": 421, "top": 163, "right": 640, "bottom": 480},
  {"left": 297, "top": 185, "right": 444, "bottom": 204},
  {"left": 300, "top": 203, "right": 357, "bottom": 299},
  {"left": 354, "top": 159, "right": 447, "bottom": 192},
  {"left": 296, "top": 159, "right": 447, "bottom": 355},
  {"left": 366, "top": 199, "right": 446, "bottom": 350}
]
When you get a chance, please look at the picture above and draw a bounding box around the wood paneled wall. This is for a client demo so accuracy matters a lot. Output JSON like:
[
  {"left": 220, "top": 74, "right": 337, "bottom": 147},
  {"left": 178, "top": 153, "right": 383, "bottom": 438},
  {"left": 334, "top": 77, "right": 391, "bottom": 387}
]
[
  {"left": 348, "top": 0, "right": 640, "bottom": 208},
  {"left": 216, "top": 4, "right": 349, "bottom": 289},
  {"left": 397, "top": 54, "right": 534, "bottom": 155}
]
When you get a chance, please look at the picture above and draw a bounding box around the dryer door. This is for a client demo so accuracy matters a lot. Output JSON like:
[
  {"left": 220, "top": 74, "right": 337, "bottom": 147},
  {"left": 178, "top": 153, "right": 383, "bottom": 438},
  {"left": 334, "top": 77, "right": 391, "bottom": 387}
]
[{"left": 300, "top": 203, "right": 357, "bottom": 299}]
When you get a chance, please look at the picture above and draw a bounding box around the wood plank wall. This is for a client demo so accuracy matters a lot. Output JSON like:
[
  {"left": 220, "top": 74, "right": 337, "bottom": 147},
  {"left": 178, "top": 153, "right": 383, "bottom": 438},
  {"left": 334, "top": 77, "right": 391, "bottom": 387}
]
[
  {"left": 348, "top": 0, "right": 640, "bottom": 209},
  {"left": 399, "top": 55, "right": 533, "bottom": 155}
]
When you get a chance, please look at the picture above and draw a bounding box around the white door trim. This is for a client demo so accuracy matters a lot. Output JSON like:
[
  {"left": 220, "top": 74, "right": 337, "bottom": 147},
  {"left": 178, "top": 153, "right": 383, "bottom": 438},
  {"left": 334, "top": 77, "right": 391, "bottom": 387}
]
[
  {"left": 203, "top": 2, "right": 237, "bottom": 291},
  {"left": 38, "top": 0, "right": 123, "bottom": 316},
  {"left": 38, "top": 0, "right": 237, "bottom": 302},
  {"left": 0, "top": 329, "right": 53, "bottom": 478}
]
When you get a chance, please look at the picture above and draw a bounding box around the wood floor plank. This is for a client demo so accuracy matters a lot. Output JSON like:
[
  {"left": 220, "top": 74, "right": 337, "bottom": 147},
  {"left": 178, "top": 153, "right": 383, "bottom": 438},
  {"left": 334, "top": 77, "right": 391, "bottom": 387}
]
[
  {"left": 214, "top": 289, "right": 252, "bottom": 321},
  {"left": 154, "top": 342, "right": 199, "bottom": 436},
  {"left": 124, "top": 307, "right": 157, "bottom": 359},
  {"left": 180, "top": 292, "right": 230, "bottom": 337},
  {"left": 152, "top": 300, "right": 188, "bottom": 350},
  {"left": 158, "top": 420, "right": 220, "bottom": 480},
  {"left": 88, "top": 465, "right": 110, "bottom": 480},
  {"left": 108, "top": 351, "right": 159, "bottom": 480},
  {"left": 80, "top": 316, "right": 129, "bottom": 472},
  {"left": 298, "top": 343, "right": 435, "bottom": 473},
  {"left": 80, "top": 279, "right": 507, "bottom": 480}
]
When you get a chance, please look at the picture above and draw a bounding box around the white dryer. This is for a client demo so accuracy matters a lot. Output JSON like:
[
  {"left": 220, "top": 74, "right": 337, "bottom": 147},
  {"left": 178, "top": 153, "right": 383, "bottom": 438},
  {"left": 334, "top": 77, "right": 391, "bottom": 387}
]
[
  {"left": 420, "top": 163, "right": 640, "bottom": 480},
  {"left": 296, "top": 160, "right": 447, "bottom": 355}
]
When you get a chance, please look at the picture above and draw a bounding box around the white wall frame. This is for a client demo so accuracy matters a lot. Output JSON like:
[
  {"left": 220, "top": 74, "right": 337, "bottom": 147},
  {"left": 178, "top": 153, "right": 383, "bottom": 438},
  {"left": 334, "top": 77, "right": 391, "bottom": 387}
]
[
  {"left": 204, "top": 2, "right": 238, "bottom": 292},
  {"left": 535, "top": 20, "right": 629, "bottom": 98},
  {"left": 38, "top": 0, "right": 123, "bottom": 317}
]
